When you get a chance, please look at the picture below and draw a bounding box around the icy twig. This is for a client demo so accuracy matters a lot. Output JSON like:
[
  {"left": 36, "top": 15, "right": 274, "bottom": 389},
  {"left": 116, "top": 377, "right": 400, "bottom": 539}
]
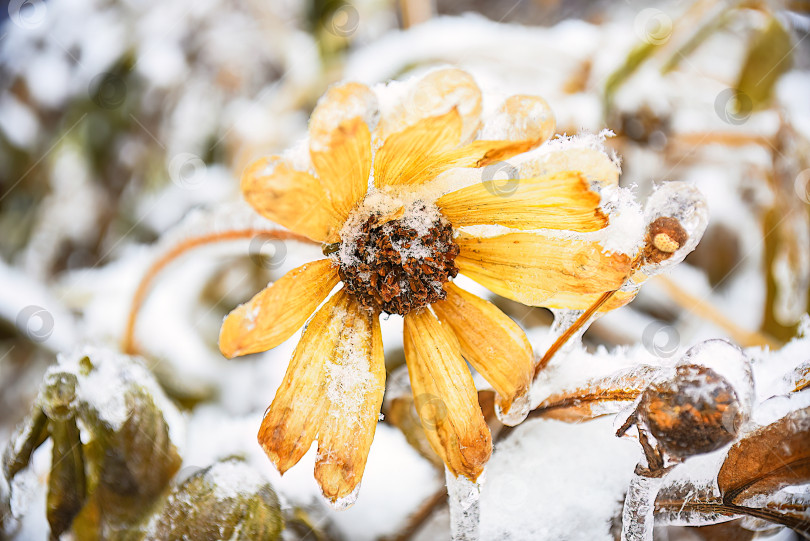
[
  {"left": 121, "top": 228, "right": 317, "bottom": 354},
  {"left": 446, "top": 469, "right": 483, "bottom": 541},
  {"left": 621, "top": 471, "right": 666, "bottom": 541},
  {"left": 668, "top": 131, "right": 773, "bottom": 149}
]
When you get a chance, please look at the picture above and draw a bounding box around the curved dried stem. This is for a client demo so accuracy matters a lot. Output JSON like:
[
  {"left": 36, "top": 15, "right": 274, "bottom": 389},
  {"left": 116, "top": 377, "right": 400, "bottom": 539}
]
[{"left": 121, "top": 229, "right": 318, "bottom": 355}]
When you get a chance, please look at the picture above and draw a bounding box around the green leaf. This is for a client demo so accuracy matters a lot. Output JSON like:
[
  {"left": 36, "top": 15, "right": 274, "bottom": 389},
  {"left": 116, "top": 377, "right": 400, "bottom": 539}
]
[
  {"left": 148, "top": 459, "right": 284, "bottom": 541},
  {"left": 46, "top": 418, "right": 86, "bottom": 538},
  {"left": 735, "top": 15, "right": 793, "bottom": 112},
  {"left": 603, "top": 41, "right": 659, "bottom": 116}
]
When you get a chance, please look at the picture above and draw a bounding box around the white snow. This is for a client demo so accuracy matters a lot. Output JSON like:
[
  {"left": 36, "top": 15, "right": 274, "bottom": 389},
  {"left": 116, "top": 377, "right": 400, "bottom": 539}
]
[
  {"left": 205, "top": 459, "right": 268, "bottom": 501},
  {"left": 52, "top": 346, "right": 185, "bottom": 448},
  {"left": 479, "top": 416, "right": 639, "bottom": 541}
]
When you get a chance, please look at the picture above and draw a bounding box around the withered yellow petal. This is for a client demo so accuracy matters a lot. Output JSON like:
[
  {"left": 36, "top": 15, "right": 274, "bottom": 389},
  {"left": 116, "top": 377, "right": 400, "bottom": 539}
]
[
  {"left": 309, "top": 82, "right": 376, "bottom": 218},
  {"left": 378, "top": 68, "right": 482, "bottom": 143},
  {"left": 392, "top": 95, "right": 556, "bottom": 186},
  {"left": 466, "top": 94, "right": 556, "bottom": 166},
  {"left": 403, "top": 309, "right": 492, "bottom": 480},
  {"left": 432, "top": 283, "right": 534, "bottom": 423},
  {"left": 539, "top": 288, "right": 638, "bottom": 312},
  {"left": 456, "top": 232, "right": 633, "bottom": 309},
  {"left": 257, "top": 290, "right": 352, "bottom": 475},
  {"left": 374, "top": 108, "right": 463, "bottom": 188},
  {"left": 519, "top": 146, "right": 620, "bottom": 188},
  {"left": 219, "top": 259, "right": 339, "bottom": 358},
  {"left": 241, "top": 156, "right": 344, "bottom": 243},
  {"left": 437, "top": 170, "right": 607, "bottom": 232},
  {"left": 314, "top": 299, "right": 385, "bottom": 507}
]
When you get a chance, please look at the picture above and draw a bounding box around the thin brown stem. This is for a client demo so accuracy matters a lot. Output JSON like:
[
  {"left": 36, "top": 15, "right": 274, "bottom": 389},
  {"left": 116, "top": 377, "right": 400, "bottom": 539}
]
[
  {"left": 383, "top": 484, "right": 448, "bottom": 541},
  {"left": 121, "top": 228, "right": 317, "bottom": 355},
  {"left": 654, "top": 275, "right": 781, "bottom": 348},
  {"left": 533, "top": 290, "right": 618, "bottom": 379},
  {"left": 669, "top": 131, "right": 774, "bottom": 149}
]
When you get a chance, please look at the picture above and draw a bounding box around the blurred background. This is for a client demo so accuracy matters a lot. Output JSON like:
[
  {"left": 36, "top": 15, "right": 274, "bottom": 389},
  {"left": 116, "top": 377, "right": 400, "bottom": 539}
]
[{"left": 1, "top": 0, "right": 809, "bottom": 539}]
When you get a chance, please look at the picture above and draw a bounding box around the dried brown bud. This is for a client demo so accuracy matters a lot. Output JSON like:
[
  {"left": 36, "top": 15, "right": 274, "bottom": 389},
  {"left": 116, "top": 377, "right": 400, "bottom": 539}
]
[
  {"left": 640, "top": 364, "right": 742, "bottom": 459},
  {"left": 643, "top": 216, "right": 688, "bottom": 264}
]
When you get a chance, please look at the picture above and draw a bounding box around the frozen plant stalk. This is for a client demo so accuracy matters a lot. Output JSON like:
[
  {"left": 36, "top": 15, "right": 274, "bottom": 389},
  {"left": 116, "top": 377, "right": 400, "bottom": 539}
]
[
  {"left": 621, "top": 470, "right": 666, "bottom": 541},
  {"left": 446, "top": 468, "right": 483, "bottom": 541}
]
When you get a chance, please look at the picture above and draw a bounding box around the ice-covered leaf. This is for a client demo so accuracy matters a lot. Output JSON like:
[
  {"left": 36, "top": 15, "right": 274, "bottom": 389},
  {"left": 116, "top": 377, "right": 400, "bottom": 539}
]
[
  {"left": 717, "top": 406, "right": 810, "bottom": 505},
  {"left": 655, "top": 478, "right": 733, "bottom": 527},
  {"left": 146, "top": 459, "right": 283, "bottom": 540},
  {"left": 654, "top": 481, "right": 810, "bottom": 534},
  {"left": 532, "top": 364, "right": 659, "bottom": 422}
]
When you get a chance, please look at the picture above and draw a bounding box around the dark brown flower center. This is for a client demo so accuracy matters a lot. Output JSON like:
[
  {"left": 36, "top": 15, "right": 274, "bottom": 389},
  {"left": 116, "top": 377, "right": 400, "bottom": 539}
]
[{"left": 337, "top": 204, "right": 459, "bottom": 315}]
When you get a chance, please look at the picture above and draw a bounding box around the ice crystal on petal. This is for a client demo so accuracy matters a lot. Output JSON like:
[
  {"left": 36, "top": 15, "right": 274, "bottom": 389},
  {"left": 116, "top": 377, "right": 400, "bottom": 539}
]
[
  {"left": 637, "top": 182, "right": 709, "bottom": 276},
  {"left": 327, "top": 483, "right": 361, "bottom": 511},
  {"left": 495, "top": 388, "right": 530, "bottom": 426}
]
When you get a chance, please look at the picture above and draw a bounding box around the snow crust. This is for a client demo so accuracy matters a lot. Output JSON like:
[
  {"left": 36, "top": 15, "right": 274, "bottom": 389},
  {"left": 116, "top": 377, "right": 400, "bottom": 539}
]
[
  {"left": 205, "top": 459, "right": 268, "bottom": 501},
  {"left": 479, "top": 417, "right": 639, "bottom": 541},
  {"left": 52, "top": 346, "right": 185, "bottom": 447}
]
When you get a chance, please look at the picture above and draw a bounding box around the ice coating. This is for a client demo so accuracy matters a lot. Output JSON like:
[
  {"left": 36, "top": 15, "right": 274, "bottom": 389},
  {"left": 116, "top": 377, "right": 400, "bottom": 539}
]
[
  {"left": 652, "top": 455, "right": 732, "bottom": 527},
  {"left": 531, "top": 333, "right": 669, "bottom": 410},
  {"left": 494, "top": 388, "right": 530, "bottom": 426},
  {"left": 594, "top": 185, "right": 646, "bottom": 256},
  {"left": 748, "top": 391, "right": 810, "bottom": 429},
  {"left": 638, "top": 182, "right": 709, "bottom": 276},
  {"left": 309, "top": 82, "right": 380, "bottom": 153},
  {"left": 479, "top": 95, "right": 554, "bottom": 142},
  {"left": 446, "top": 468, "right": 483, "bottom": 541},
  {"left": 539, "top": 130, "right": 621, "bottom": 170},
  {"left": 678, "top": 339, "right": 755, "bottom": 422},
  {"left": 327, "top": 483, "right": 361, "bottom": 511},
  {"left": 621, "top": 473, "right": 665, "bottom": 541}
]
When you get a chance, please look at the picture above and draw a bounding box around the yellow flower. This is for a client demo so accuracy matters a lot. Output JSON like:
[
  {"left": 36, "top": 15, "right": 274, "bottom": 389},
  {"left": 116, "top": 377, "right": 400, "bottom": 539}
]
[{"left": 219, "top": 68, "right": 635, "bottom": 507}]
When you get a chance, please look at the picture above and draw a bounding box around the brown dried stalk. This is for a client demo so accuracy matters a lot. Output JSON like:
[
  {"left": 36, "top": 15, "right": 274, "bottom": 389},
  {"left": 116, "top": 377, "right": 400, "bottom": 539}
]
[
  {"left": 655, "top": 275, "right": 780, "bottom": 348},
  {"left": 121, "top": 229, "right": 317, "bottom": 355}
]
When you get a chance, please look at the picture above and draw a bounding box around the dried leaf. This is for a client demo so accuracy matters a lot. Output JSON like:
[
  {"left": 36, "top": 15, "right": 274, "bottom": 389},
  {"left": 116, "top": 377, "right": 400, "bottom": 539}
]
[
  {"left": 718, "top": 407, "right": 810, "bottom": 504},
  {"left": 531, "top": 365, "right": 659, "bottom": 422},
  {"left": 655, "top": 480, "right": 810, "bottom": 533},
  {"left": 385, "top": 395, "right": 444, "bottom": 470}
]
